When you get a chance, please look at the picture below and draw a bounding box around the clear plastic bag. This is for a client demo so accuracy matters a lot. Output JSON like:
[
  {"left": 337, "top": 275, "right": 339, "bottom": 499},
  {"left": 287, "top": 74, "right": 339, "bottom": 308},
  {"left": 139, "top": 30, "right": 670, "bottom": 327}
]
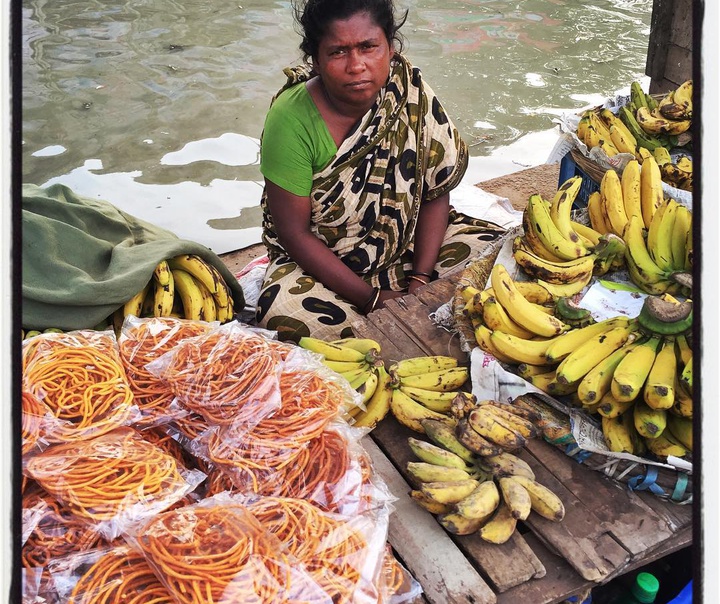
[
  {"left": 118, "top": 315, "right": 214, "bottom": 427},
  {"left": 47, "top": 544, "right": 173, "bottom": 604},
  {"left": 23, "top": 427, "right": 206, "bottom": 541},
  {"left": 245, "top": 495, "right": 392, "bottom": 604},
  {"left": 127, "top": 492, "right": 332, "bottom": 604},
  {"left": 145, "top": 322, "right": 287, "bottom": 429},
  {"left": 377, "top": 546, "right": 424, "bottom": 604},
  {"left": 22, "top": 329, "right": 141, "bottom": 443}
]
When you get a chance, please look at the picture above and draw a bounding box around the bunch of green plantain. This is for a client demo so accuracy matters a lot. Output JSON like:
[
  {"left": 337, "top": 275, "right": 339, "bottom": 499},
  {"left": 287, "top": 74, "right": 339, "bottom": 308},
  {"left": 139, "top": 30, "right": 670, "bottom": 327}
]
[
  {"left": 298, "top": 336, "right": 394, "bottom": 429},
  {"left": 406, "top": 412, "right": 565, "bottom": 543},
  {"left": 111, "top": 255, "right": 236, "bottom": 331},
  {"left": 385, "top": 355, "right": 471, "bottom": 432},
  {"left": 511, "top": 178, "right": 628, "bottom": 297},
  {"left": 586, "top": 160, "right": 692, "bottom": 295}
]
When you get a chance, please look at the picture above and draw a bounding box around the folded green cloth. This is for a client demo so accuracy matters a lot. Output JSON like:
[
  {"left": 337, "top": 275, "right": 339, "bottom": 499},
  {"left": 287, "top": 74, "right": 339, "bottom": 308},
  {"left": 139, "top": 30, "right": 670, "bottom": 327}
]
[{"left": 22, "top": 183, "right": 246, "bottom": 330}]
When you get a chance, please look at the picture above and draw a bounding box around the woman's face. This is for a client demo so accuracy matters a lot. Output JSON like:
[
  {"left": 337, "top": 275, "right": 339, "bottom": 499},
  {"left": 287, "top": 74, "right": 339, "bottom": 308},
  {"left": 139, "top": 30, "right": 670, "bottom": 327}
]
[{"left": 313, "top": 11, "right": 393, "bottom": 113}]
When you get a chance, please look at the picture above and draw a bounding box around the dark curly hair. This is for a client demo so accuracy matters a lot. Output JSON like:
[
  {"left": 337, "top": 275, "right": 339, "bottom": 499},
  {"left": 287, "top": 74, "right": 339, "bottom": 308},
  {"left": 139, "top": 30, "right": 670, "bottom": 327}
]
[{"left": 292, "top": 0, "right": 408, "bottom": 62}]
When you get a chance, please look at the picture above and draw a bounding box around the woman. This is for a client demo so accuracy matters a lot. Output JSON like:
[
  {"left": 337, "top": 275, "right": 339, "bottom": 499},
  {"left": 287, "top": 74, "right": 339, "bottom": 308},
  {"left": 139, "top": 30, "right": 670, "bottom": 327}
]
[{"left": 256, "top": 0, "right": 505, "bottom": 342}]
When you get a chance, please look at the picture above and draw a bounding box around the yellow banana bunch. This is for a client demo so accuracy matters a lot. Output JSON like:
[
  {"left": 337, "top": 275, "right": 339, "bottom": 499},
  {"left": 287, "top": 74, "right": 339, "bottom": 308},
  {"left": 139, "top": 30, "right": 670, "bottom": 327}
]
[{"left": 298, "top": 336, "right": 395, "bottom": 430}]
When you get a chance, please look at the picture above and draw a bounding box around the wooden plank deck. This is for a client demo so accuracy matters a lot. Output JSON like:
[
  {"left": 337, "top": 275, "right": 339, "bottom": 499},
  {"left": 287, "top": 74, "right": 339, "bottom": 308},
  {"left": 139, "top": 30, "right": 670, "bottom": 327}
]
[{"left": 351, "top": 276, "right": 693, "bottom": 604}]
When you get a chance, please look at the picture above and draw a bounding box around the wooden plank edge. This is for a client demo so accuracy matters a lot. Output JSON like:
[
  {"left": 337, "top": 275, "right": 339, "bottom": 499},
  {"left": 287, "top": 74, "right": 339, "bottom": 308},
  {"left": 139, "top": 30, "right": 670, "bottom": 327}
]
[{"left": 361, "top": 436, "right": 498, "bottom": 604}]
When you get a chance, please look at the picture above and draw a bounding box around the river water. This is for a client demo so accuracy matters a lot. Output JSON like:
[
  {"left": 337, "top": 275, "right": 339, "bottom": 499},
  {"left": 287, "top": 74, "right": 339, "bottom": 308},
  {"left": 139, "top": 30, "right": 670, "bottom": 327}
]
[{"left": 21, "top": 0, "right": 654, "bottom": 253}]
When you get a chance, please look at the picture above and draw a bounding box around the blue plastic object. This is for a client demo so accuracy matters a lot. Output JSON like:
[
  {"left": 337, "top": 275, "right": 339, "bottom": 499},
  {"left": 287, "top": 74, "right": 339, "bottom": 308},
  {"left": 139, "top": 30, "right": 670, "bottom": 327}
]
[
  {"left": 557, "top": 152, "right": 600, "bottom": 210},
  {"left": 667, "top": 580, "right": 692, "bottom": 604}
]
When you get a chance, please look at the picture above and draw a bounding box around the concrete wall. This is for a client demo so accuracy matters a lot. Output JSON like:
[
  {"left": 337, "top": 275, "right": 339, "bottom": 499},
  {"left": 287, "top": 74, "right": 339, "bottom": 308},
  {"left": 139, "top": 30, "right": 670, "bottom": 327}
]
[{"left": 645, "top": 0, "right": 694, "bottom": 93}]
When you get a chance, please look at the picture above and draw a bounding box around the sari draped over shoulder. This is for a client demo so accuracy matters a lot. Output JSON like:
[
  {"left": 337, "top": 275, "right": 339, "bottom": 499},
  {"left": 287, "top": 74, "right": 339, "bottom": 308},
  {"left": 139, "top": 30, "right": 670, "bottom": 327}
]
[{"left": 257, "top": 54, "right": 505, "bottom": 341}]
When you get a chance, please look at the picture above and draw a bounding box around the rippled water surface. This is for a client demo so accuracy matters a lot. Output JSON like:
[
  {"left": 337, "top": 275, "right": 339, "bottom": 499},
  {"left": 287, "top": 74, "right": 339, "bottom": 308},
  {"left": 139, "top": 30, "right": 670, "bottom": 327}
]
[{"left": 22, "top": 0, "right": 654, "bottom": 252}]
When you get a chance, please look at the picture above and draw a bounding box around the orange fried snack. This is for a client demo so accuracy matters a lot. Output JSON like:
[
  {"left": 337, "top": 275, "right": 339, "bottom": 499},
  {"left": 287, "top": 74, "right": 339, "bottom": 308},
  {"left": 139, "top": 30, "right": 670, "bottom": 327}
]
[
  {"left": 22, "top": 331, "right": 136, "bottom": 441},
  {"left": 25, "top": 428, "right": 196, "bottom": 535}
]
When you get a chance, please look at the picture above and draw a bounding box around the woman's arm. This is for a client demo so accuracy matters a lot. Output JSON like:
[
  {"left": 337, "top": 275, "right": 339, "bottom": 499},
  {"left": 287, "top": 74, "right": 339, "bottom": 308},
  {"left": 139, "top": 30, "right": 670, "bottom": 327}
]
[
  {"left": 408, "top": 192, "right": 450, "bottom": 293},
  {"left": 264, "top": 179, "right": 381, "bottom": 311}
]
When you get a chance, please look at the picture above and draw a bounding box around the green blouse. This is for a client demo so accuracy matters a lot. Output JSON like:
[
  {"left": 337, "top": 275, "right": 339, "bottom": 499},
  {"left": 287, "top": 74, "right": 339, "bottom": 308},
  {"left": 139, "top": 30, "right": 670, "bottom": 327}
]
[{"left": 259, "top": 82, "right": 338, "bottom": 197}]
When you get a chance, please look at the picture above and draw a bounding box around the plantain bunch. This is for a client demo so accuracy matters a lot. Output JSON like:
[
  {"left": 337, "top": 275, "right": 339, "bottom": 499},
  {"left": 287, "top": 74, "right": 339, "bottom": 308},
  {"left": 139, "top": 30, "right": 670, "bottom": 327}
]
[
  {"left": 587, "top": 161, "right": 692, "bottom": 296},
  {"left": 512, "top": 178, "right": 628, "bottom": 297},
  {"left": 405, "top": 398, "right": 566, "bottom": 544},
  {"left": 112, "top": 255, "right": 236, "bottom": 332}
]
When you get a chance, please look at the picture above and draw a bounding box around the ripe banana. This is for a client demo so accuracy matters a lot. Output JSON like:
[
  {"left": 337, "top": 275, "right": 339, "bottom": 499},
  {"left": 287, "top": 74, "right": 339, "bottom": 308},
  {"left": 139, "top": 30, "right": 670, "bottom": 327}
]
[
  {"left": 408, "top": 436, "right": 472, "bottom": 470},
  {"left": 555, "top": 322, "right": 638, "bottom": 385},
  {"left": 454, "top": 480, "right": 500, "bottom": 520},
  {"left": 666, "top": 414, "right": 692, "bottom": 451},
  {"left": 455, "top": 417, "right": 504, "bottom": 456},
  {"left": 521, "top": 210, "right": 566, "bottom": 263},
  {"left": 407, "top": 461, "right": 472, "bottom": 484},
  {"left": 570, "top": 220, "right": 602, "bottom": 247},
  {"left": 489, "top": 331, "right": 556, "bottom": 366},
  {"left": 438, "top": 511, "right": 490, "bottom": 535},
  {"left": 680, "top": 356, "right": 692, "bottom": 393},
  {"left": 420, "top": 418, "right": 476, "bottom": 464},
  {"left": 478, "top": 451, "right": 536, "bottom": 480},
  {"left": 596, "top": 390, "right": 634, "bottom": 418},
  {"left": 576, "top": 339, "right": 637, "bottom": 405},
  {"left": 153, "top": 259, "right": 172, "bottom": 287},
  {"left": 390, "top": 389, "right": 448, "bottom": 433},
  {"left": 153, "top": 268, "right": 175, "bottom": 318},
  {"left": 643, "top": 338, "right": 677, "bottom": 410},
  {"left": 636, "top": 106, "right": 691, "bottom": 135},
  {"left": 168, "top": 254, "right": 231, "bottom": 308},
  {"left": 341, "top": 366, "right": 374, "bottom": 388},
  {"left": 355, "top": 369, "right": 380, "bottom": 404},
  {"left": 514, "top": 281, "right": 554, "bottom": 305},
  {"left": 526, "top": 194, "right": 589, "bottom": 260},
  {"left": 123, "top": 281, "right": 151, "bottom": 318},
  {"left": 670, "top": 205, "right": 692, "bottom": 272},
  {"left": 623, "top": 215, "right": 672, "bottom": 293},
  {"left": 671, "top": 377, "right": 693, "bottom": 418},
  {"left": 621, "top": 159, "right": 643, "bottom": 222},
  {"left": 646, "top": 431, "right": 688, "bottom": 459},
  {"left": 400, "top": 386, "right": 456, "bottom": 414},
  {"left": 171, "top": 269, "right": 205, "bottom": 321},
  {"left": 647, "top": 199, "right": 679, "bottom": 272},
  {"left": 330, "top": 337, "right": 381, "bottom": 354},
  {"left": 675, "top": 335, "right": 693, "bottom": 366},
  {"left": 474, "top": 324, "right": 516, "bottom": 364},
  {"left": 510, "top": 475, "right": 565, "bottom": 521},
  {"left": 633, "top": 400, "right": 667, "bottom": 439},
  {"left": 410, "top": 490, "right": 452, "bottom": 515},
  {"left": 536, "top": 274, "right": 592, "bottom": 298},
  {"left": 670, "top": 80, "right": 692, "bottom": 117},
  {"left": 478, "top": 405, "right": 538, "bottom": 440},
  {"left": 512, "top": 242, "right": 596, "bottom": 285},
  {"left": 544, "top": 316, "right": 629, "bottom": 364},
  {"left": 610, "top": 336, "right": 662, "bottom": 402},
  {"left": 391, "top": 355, "right": 458, "bottom": 378},
  {"left": 639, "top": 156, "right": 664, "bottom": 229},
  {"left": 192, "top": 275, "right": 218, "bottom": 322},
  {"left": 549, "top": 176, "right": 584, "bottom": 244},
  {"left": 323, "top": 359, "right": 368, "bottom": 374},
  {"left": 498, "top": 476, "right": 532, "bottom": 520},
  {"left": 467, "top": 407, "right": 527, "bottom": 451},
  {"left": 490, "top": 264, "right": 569, "bottom": 338},
  {"left": 587, "top": 191, "right": 611, "bottom": 234},
  {"left": 478, "top": 502, "right": 517, "bottom": 544},
  {"left": 600, "top": 169, "right": 629, "bottom": 237},
  {"left": 601, "top": 411, "right": 637, "bottom": 454},
  {"left": 398, "top": 367, "right": 469, "bottom": 392},
  {"left": 298, "top": 337, "right": 367, "bottom": 362},
  {"left": 420, "top": 479, "right": 481, "bottom": 505},
  {"left": 608, "top": 123, "right": 636, "bottom": 155},
  {"left": 482, "top": 296, "right": 534, "bottom": 339}
]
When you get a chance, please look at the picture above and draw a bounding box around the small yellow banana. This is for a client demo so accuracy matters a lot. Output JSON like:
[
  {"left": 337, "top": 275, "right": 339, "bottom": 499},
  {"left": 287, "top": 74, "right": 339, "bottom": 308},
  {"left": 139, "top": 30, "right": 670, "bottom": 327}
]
[
  {"left": 454, "top": 480, "right": 500, "bottom": 520},
  {"left": 510, "top": 475, "right": 565, "bottom": 521},
  {"left": 478, "top": 502, "right": 517, "bottom": 544},
  {"left": 391, "top": 355, "right": 459, "bottom": 378},
  {"left": 498, "top": 476, "right": 532, "bottom": 521},
  {"left": 398, "top": 366, "right": 469, "bottom": 392}
]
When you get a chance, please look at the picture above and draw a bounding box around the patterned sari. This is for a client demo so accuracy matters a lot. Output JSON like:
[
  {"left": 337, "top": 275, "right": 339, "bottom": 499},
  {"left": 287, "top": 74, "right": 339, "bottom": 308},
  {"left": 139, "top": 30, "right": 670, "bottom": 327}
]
[{"left": 256, "top": 54, "right": 505, "bottom": 341}]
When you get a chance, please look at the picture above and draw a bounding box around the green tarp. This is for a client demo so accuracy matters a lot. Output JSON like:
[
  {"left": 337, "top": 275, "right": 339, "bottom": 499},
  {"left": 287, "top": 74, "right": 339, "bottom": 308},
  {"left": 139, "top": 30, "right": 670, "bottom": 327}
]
[{"left": 22, "top": 183, "right": 245, "bottom": 330}]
